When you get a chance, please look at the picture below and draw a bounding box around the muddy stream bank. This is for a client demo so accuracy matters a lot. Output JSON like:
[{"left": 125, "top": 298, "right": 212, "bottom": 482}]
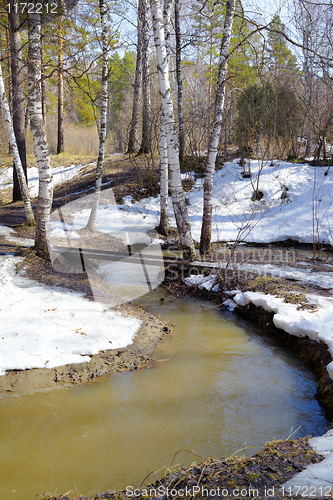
[{"left": 0, "top": 287, "right": 329, "bottom": 500}]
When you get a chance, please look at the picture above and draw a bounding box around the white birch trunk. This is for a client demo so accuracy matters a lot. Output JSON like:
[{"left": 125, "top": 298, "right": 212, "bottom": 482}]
[
  {"left": 86, "top": 0, "right": 109, "bottom": 232},
  {"left": 159, "top": 109, "right": 169, "bottom": 234},
  {"left": 200, "top": 0, "right": 236, "bottom": 255},
  {"left": 0, "top": 62, "right": 35, "bottom": 226},
  {"left": 175, "top": 0, "right": 185, "bottom": 161},
  {"left": 150, "top": 0, "right": 195, "bottom": 258},
  {"left": 158, "top": 0, "right": 172, "bottom": 235},
  {"left": 28, "top": 11, "right": 53, "bottom": 256},
  {"left": 163, "top": 0, "right": 172, "bottom": 58}
]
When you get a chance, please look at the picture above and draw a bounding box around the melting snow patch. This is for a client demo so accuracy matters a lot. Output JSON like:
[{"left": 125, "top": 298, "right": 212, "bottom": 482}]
[
  {"left": 0, "top": 256, "right": 141, "bottom": 376},
  {"left": 112, "top": 160, "right": 333, "bottom": 246},
  {"left": 0, "top": 224, "right": 34, "bottom": 247},
  {"left": 282, "top": 429, "right": 333, "bottom": 496},
  {"left": 185, "top": 274, "right": 219, "bottom": 292},
  {"left": 239, "top": 263, "right": 333, "bottom": 290},
  {"left": 230, "top": 289, "right": 333, "bottom": 496},
  {"left": 0, "top": 164, "right": 86, "bottom": 198},
  {"left": 232, "top": 291, "right": 333, "bottom": 358}
]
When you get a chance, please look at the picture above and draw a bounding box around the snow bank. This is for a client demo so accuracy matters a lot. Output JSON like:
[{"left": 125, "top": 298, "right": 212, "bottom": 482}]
[
  {"left": 239, "top": 263, "right": 333, "bottom": 290},
  {"left": 282, "top": 429, "right": 333, "bottom": 495},
  {"left": 0, "top": 256, "right": 141, "bottom": 376},
  {"left": 0, "top": 163, "right": 86, "bottom": 198},
  {"left": 185, "top": 274, "right": 333, "bottom": 496},
  {"left": 230, "top": 289, "right": 333, "bottom": 497},
  {"left": 117, "top": 160, "right": 333, "bottom": 246},
  {"left": 2, "top": 159, "right": 333, "bottom": 247},
  {"left": 0, "top": 224, "right": 34, "bottom": 247},
  {"left": 184, "top": 274, "right": 219, "bottom": 291},
  {"left": 232, "top": 291, "right": 333, "bottom": 377}
]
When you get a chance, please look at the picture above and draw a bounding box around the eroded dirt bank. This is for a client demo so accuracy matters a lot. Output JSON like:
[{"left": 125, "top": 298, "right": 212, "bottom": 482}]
[{"left": 0, "top": 248, "right": 171, "bottom": 394}]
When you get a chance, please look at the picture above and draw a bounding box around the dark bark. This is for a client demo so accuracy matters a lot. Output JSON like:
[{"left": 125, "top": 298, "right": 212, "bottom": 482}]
[
  {"left": 8, "top": 2, "right": 28, "bottom": 201},
  {"left": 138, "top": 0, "right": 151, "bottom": 155},
  {"left": 57, "top": 7, "right": 65, "bottom": 154},
  {"left": 127, "top": 0, "right": 144, "bottom": 154}
]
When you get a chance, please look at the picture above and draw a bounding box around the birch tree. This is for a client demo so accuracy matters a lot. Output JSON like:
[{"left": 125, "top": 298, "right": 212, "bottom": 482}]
[
  {"left": 150, "top": 0, "right": 195, "bottom": 258},
  {"left": 0, "top": 63, "right": 35, "bottom": 226},
  {"left": 158, "top": 110, "right": 170, "bottom": 234},
  {"left": 158, "top": 0, "right": 173, "bottom": 235},
  {"left": 28, "top": 10, "right": 53, "bottom": 256},
  {"left": 86, "top": 0, "right": 109, "bottom": 231},
  {"left": 200, "top": 0, "right": 236, "bottom": 255},
  {"left": 174, "top": 0, "right": 185, "bottom": 161}
]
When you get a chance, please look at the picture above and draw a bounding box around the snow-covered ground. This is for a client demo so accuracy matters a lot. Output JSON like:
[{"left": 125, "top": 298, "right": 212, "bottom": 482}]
[
  {"left": 118, "top": 160, "right": 333, "bottom": 246},
  {"left": 0, "top": 256, "right": 141, "bottom": 376},
  {"left": 1, "top": 159, "right": 333, "bottom": 492},
  {"left": 19, "top": 159, "right": 329, "bottom": 249},
  {"left": 0, "top": 163, "right": 86, "bottom": 198}
]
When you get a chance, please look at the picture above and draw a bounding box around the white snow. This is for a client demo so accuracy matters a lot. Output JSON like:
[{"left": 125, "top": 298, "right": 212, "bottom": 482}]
[
  {"left": 227, "top": 289, "right": 333, "bottom": 498},
  {"left": 184, "top": 274, "right": 219, "bottom": 291},
  {"left": 1, "top": 158, "right": 333, "bottom": 491},
  {"left": 282, "top": 429, "right": 333, "bottom": 495},
  {"left": 0, "top": 224, "right": 34, "bottom": 247},
  {"left": 238, "top": 263, "right": 333, "bottom": 290},
  {"left": 116, "top": 160, "right": 333, "bottom": 246},
  {"left": 2, "top": 160, "right": 333, "bottom": 248},
  {"left": 0, "top": 163, "right": 86, "bottom": 198},
  {"left": 0, "top": 256, "right": 141, "bottom": 376},
  {"left": 185, "top": 270, "right": 333, "bottom": 495},
  {"left": 49, "top": 189, "right": 155, "bottom": 246}
]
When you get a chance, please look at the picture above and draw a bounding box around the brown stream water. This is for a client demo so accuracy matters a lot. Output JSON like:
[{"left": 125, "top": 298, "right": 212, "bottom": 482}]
[{"left": 0, "top": 289, "right": 328, "bottom": 500}]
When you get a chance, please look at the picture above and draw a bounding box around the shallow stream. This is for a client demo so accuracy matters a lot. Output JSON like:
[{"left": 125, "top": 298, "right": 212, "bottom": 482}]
[{"left": 0, "top": 289, "right": 328, "bottom": 499}]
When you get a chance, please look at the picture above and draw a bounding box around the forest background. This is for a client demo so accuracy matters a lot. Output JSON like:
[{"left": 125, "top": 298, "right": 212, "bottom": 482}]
[{"left": 0, "top": 0, "right": 332, "bottom": 257}]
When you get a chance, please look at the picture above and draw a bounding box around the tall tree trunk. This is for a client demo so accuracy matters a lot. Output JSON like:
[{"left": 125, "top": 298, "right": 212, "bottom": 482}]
[
  {"left": 8, "top": 2, "right": 28, "bottom": 202},
  {"left": 28, "top": 11, "right": 53, "bottom": 258},
  {"left": 5, "top": 28, "right": 12, "bottom": 115},
  {"left": 138, "top": 0, "right": 151, "bottom": 155},
  {"left": 174, "top": 0, "right": 185, "bottom": 161},
  {"left": 86, "top": 0, "right": 109, "bottom": 232},
  {"left": 303, "top": 22, "right": 312, "bottom": 158},
  {"left": 127, "top": 0, "right": 144, "bottom": 154},
  {"left": 163, "top": 0, "right": 172, "bottom": 57},
  {"left": 0, "top": 62, "right": 35, "bottom": 226},
  {"left": 40, "top": 20, "right": 46, "bottom": 125},
  {"left": 5, "top": 27, "right": 12, "bottom": 154},
  {"left": 150, "top": 0, "right": 195, "bottom": 259},
  {"left": 57, "top": 4, "right": 65, "bottom": 154},
  {"left": 158, "top": 109, "right": 170, "bottom": 234},
  {"left": 158, "top": 0, "right": 172, "bottom": 235},
  {"left": 200, "top": 0, "right": 236, "bottom": 256}
]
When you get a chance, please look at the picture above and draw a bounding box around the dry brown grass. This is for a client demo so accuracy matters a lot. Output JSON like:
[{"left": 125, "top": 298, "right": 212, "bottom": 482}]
[{"left": 46, "top": 120, "right": 100, "bottom": 156}]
